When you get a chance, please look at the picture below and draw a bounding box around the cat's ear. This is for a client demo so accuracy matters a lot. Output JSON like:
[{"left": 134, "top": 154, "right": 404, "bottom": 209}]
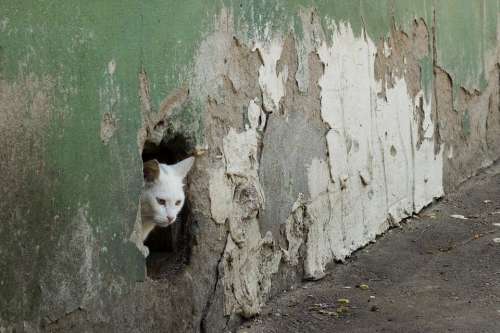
[
  {"left": 171, "top": 156, "right": 195, "bottom": 179},
  {"left": 143, "top": 159, "right": 160, "bottom": 183}
]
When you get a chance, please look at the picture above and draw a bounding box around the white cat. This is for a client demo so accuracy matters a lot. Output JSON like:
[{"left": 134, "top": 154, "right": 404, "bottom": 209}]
[{"left": 141, "top": 157, "right": 194, "bottom": 243}]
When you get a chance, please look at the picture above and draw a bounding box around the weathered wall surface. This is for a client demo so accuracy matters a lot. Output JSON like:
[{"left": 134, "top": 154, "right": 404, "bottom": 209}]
[{"left": 0, "top": 1, "right": 498, "bottom": 332}]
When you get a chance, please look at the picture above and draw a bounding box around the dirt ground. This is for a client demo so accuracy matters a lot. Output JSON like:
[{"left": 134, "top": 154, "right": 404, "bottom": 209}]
[{"left": 238, "top": 164, "right": 500, "bottom": 333}]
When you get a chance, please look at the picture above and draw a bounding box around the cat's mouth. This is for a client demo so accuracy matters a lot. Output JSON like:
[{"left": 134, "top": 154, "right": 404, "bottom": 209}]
[{"left": 154, "top": 218, "right": 175, "bottom": 227}]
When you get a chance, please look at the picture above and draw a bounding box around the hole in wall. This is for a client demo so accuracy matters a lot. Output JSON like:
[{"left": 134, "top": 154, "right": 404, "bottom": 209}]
[{"left": 142, "top": 133, "right": 195, "bottom": 280}]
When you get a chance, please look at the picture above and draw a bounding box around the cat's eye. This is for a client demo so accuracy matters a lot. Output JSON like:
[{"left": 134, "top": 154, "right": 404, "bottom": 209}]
[
  {"left": 156, "top": 198, "right": 166, "bottom": 206},
  {"left": 175, "top": 200, "right": 182, "bottom": 206}
]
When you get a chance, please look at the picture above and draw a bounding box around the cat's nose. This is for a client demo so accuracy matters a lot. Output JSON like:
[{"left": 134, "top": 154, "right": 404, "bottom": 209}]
[{"left": 167, "top": 216, "right": 175, "bottom": 224}]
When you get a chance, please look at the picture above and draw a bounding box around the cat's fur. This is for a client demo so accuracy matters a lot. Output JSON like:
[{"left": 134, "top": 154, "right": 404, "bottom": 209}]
[{"left": 141, "top": 157, "right": 194, "bottom": 242}]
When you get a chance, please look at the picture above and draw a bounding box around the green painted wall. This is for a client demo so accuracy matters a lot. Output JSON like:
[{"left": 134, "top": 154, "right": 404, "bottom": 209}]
[
  {"left": 0, "top": 0, "right": 497, "bottom": 327},
  {"left": 0, "top": 1, "right": 145, "bottom": 323}
]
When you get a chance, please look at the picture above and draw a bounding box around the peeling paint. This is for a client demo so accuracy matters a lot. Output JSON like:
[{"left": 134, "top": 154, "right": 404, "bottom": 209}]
[
  {"left": 282, "top": 194, "right": 306, "bottom": 266},
  {"left": 307, "top": 158, "right": 330, "bottom": 200},
  {"left": 221, "top": 125, "right": 281, "bottom": 318},
  {"left": 223, "top": 227, "right": 281, "bottom": 318},
  {"left": 223, "top": 128, "right": 260, "bottom": 179},
  {"left": 303, "top": 189, "right": 348, "bottom": 280},
  {"left": 295, "top": 9, "right": 325, "bottom": 93},
  {"left": 303, "top": 22, "right": 444, "bottom": 279},
  {"left": 209, "top": 167, "right": 233, "bottom": 225},
  {"left": 247, "top": 99, "right": 266, "bottom": 131},
  {"left": 254, "top": 37, "right": 288, "bottom": 113},
  {"left": 100, "top": 112, "right": 117, "bottom": 144},
  {"left": 107, "top": 59, "right": 116, "bottom": 76}
]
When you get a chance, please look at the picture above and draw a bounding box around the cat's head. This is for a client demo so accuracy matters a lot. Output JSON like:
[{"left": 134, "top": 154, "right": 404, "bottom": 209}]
[{"left": 140, "top": 157, "right": 194, "bottom": 227}]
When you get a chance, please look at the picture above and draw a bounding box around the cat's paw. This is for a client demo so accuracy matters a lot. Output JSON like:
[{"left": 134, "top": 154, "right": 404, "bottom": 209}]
[{"left": 140, "top": 244, "right": 150, "bottom": 258}]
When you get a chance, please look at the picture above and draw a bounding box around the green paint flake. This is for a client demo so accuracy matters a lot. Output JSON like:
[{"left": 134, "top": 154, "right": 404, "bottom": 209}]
[{"left": 419, "top": 55, "right": 433, "bottom": 102}]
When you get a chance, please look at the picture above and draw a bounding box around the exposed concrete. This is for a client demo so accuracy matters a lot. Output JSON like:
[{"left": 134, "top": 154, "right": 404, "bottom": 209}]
[
  {"left": 374, "top": 18, "right": 431, "bottom": 103},
  {"left": 440, "top": 64, "right": 500, "bottom": 191}
]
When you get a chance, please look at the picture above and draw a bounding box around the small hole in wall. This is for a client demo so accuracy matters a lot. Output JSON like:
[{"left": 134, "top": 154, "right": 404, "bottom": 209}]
[{"left": 142, "top": 134, "right": 194, "bottom": 280}]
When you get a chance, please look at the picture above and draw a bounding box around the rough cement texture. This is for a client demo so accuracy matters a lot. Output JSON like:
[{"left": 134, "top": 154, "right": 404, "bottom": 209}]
[
  {"left": 440, "top": 65, "right": 500, "bottom": 192},
  {"left": 239, "top": 162, "right": 500, "bottom": 333},
  {"left": 259, "top": 36, "right": 327, "bottom": 245},
  {"left": 374, "top": 18, "right": 430, "bottom": 103}
]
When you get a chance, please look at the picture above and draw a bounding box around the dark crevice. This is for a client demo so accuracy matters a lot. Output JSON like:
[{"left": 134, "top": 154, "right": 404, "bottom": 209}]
[
  {"left": 142, "top": 133, "right": 195, "bottom": 280},
  {"left": 431, "top": 8, "right": 443, "bottom": 155},
  {"left": 200, "top": 231, "right": 229, "bottom": 333}
]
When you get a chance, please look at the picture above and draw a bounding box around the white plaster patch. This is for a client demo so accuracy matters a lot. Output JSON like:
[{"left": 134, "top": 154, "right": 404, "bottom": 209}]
[
  {"left": 376, "top": 78, "right": 415, "bottom": 222},
  {"left": 305, "top": 22, "right": 444, "bottom": 279},
  {"left": 107, "top": 59, "right": 116, "bottom": 75},
  {"left": 247, "top": 99, "right": 266, "bottom": 131},
  {"left": 412, "top": 91, "right": 444, "bottom": 211},
  {"left": 221, "top": 126, "right": 280, "bottom": 317},
  {"left": 303, "top": 188, "right": 350, "bottom": 279},
  {"left": 307, "top": 158, "right": 330, "bottom": 200},
  {"left": 209, "top": 167, "right": 234, "bottom": 225},
  {"left": 223, "top": 225, "right": 281, "bottom": 318},
  {"left": 447, "top": 145, "right": 454, "bottom": 159},
  {"left": 325, "top": 129, "right": 349, "bottom": 185},
  {"left": 223, "top": 128, "right": 260, "bottom": 178},
  {"left": 317, "top": 23, "right": 376, "bottom": 129},
  {"left": 282, "top": 194, "right": 306, "bottom": 266},
  {"left": 0, "top": 17, "right": 9, "bottom": 32},
  {"left": 254, "top": 39, "right": 287, "bottom": 113},
  {"left": 383, "top": 40, "right": 392, "bottom": 57}
]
